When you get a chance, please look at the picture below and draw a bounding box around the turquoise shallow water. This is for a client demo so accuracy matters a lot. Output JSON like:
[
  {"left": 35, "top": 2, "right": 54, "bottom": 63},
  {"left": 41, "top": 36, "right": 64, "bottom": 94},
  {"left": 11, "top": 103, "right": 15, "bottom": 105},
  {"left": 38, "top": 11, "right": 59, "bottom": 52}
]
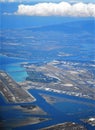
[
  {"left": 0, "top": 55, "right": 28, "bottom": 82},
  {"left": 0, "top": 55, "right": 95, "bottom": 130},
  {"left": 7, "top": 67, "right": 28, "bottom": 82}
]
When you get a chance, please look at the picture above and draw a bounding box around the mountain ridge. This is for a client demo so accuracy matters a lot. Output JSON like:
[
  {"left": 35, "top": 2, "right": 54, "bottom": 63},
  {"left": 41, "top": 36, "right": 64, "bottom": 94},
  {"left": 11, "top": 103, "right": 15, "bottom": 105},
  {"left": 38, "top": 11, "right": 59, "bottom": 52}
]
[{"left": 27, "top": 19, "right": 95, "bottom": 33}]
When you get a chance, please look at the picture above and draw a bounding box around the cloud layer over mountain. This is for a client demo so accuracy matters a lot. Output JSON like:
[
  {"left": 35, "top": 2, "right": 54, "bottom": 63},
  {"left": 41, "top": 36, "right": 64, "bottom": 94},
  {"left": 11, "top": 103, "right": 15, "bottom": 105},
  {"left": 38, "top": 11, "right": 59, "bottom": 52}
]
[{"left": 15, "top": 2, "right": 95, "bottom": 17}]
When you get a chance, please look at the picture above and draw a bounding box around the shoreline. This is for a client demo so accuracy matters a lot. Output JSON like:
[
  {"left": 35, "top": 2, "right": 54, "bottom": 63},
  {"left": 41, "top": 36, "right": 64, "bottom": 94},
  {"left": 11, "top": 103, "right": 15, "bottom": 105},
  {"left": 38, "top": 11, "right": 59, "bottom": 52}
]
[
  {"left": 41, "top": 122, "right": 87, "bottom": 130},
  {"left": 0, "top": 53, "right": 27, "bottom": 60}
]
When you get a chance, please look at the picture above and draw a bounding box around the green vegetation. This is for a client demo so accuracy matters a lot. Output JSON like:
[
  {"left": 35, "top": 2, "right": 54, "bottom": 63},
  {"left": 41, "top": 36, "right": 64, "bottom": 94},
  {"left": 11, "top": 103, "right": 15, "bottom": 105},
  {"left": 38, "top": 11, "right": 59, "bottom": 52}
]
[{"left": 26, "top": 70, "right": 58, "bottom": 83}]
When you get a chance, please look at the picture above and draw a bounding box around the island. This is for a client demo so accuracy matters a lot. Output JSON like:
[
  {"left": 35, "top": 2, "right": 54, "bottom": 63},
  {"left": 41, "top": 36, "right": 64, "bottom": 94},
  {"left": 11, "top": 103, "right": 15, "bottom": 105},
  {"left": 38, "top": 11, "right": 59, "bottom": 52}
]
[{"left": 41, "top": 122, "right": 87, "bottom": 130}]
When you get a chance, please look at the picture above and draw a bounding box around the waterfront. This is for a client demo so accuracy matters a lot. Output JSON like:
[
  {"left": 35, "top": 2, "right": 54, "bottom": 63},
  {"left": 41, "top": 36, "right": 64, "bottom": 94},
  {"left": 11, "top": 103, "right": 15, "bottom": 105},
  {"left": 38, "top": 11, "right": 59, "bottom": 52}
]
[
  {"left": 0, "top": 88, "right": 95, "bottom": 130},
  {"left": 0, "top": 17, "right": 95, "bottom": 130},
  {"left": 0, "top": 53, "right": 95, "bottom": 130}
]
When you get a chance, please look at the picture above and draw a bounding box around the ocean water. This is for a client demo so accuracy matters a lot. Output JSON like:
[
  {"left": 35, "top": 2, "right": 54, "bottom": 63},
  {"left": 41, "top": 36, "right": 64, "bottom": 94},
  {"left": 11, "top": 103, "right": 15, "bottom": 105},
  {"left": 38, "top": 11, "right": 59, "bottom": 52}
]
[
  {"left": 0, "top": 19, "right": 95, "bottom": 130},
  {"left": 0, "top": 54, "right": 28, "bottom": 82},
  {"left": 0, "top": 89, "right": 95, "bottom": 130}
]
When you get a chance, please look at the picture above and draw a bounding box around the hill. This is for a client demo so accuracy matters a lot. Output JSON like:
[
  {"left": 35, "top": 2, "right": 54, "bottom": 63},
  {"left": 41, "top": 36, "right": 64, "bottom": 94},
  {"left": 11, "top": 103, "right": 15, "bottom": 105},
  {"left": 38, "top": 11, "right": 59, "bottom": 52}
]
[{"left": 27, "top": 19, "right": 95, "bottom": 34}]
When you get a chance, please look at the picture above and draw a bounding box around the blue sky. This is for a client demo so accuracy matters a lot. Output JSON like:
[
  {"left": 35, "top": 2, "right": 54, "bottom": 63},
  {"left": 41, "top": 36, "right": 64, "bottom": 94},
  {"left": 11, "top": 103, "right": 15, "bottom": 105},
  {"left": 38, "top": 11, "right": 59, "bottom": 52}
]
[
  {"left": 0, "top": 0, "right": 95, "bottom": 29},
  {"left": 0, "top": 0, "right": 95, "bottom": 3}
]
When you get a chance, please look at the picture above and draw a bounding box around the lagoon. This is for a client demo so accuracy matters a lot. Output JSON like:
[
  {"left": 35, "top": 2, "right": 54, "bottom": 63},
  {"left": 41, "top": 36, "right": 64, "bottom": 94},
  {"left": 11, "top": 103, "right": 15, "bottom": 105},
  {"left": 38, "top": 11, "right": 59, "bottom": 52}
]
[
  {"left": 0, "top": 55, "right": 28, "bottom": 82},
  {"left": 0, "top": 55, "right": 95, "bottom": 130}
]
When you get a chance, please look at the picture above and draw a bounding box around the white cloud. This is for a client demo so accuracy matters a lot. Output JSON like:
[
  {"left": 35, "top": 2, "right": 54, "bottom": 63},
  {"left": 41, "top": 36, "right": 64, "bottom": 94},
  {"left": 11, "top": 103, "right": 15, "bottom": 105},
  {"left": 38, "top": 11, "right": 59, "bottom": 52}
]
[
  {"left": 0, "top": 0, "right": 95, "bottom": 3},
  {"left": 15, "top": 2, "right": 95, "bottom": 17}
]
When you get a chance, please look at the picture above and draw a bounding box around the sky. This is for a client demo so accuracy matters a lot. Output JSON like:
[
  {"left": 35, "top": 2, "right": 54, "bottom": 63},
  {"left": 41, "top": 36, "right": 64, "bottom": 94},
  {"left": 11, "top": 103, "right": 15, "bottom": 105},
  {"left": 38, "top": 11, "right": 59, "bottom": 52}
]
[
  {"left": 0, "top": 0, "right": 95, "bottom": 3},
  {"left": 0, "top": 0, "right": 95, "bottom": 29}
]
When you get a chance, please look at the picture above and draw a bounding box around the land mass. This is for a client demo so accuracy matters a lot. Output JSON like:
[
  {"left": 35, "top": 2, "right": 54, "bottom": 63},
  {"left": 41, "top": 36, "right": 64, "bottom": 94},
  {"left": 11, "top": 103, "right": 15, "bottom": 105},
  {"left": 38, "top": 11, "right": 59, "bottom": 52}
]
[
  {"left": 0, "top": 70, "right": 35, "bottom": 103},
  {"left": 21, "top": 61, "right": 95, "bottom": 100},
  {"left": 41, "top": 122, "right": 87, "bottom": 130}
]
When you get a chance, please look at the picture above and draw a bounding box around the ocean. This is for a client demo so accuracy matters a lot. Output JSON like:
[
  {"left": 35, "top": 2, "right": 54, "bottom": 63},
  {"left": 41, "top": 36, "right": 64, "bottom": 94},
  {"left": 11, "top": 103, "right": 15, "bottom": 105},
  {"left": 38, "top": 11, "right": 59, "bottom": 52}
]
[{"left": 0, "top": 19, "right": 95, "bottom": 130}]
